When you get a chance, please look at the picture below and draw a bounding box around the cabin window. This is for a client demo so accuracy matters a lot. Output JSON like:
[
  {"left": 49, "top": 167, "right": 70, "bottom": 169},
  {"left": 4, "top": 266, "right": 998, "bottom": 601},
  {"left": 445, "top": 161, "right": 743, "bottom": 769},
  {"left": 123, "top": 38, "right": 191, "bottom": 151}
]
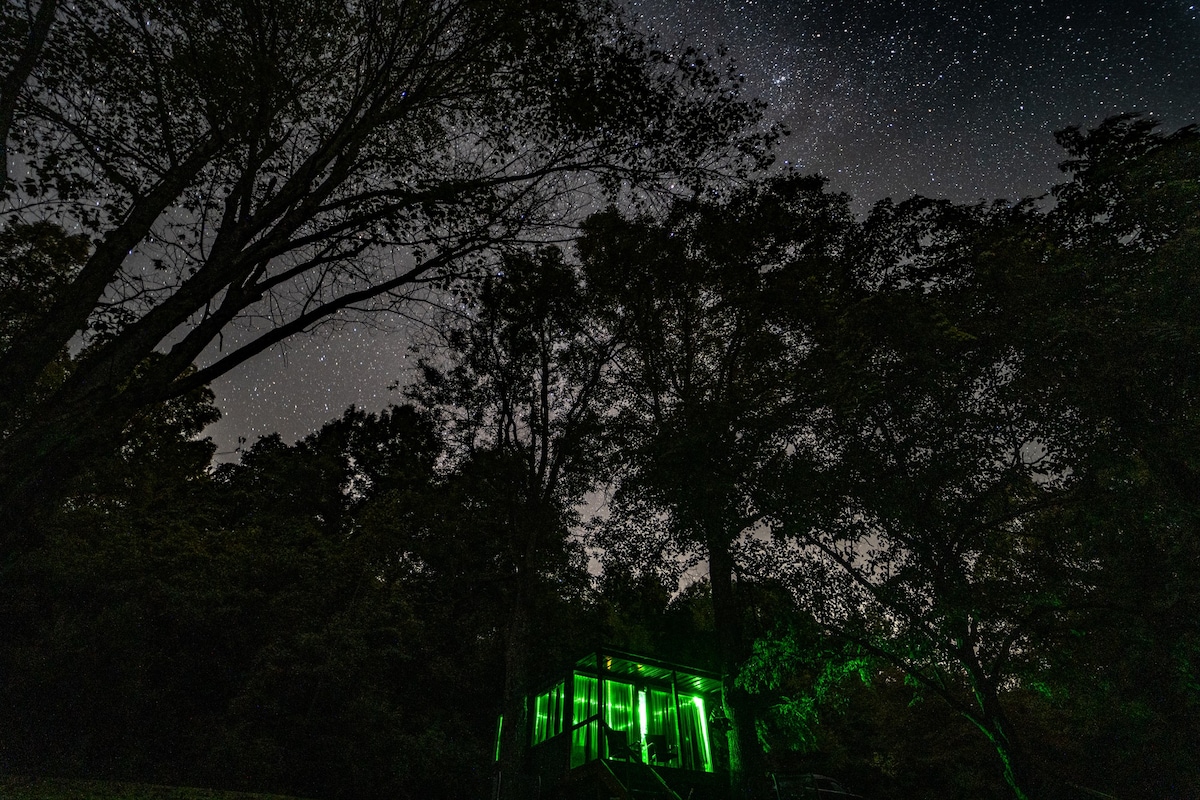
[
  {"left": 531, "top": 681, "right": 565, "bottom": 745},
  {"left": 677, "top": 695, "right": 714, "bottom": 772},
  {"left": 603, "top": 679, "right": 638, "bottom": 759},
  {"left": 524, "top": 651, "right": 721, "bottom": 776},
  {"left": 571, "top": 673, "right": 600, "bottom": 767},
  {"left": 643, "top": 687, "right": 680, "bottom": 766}
]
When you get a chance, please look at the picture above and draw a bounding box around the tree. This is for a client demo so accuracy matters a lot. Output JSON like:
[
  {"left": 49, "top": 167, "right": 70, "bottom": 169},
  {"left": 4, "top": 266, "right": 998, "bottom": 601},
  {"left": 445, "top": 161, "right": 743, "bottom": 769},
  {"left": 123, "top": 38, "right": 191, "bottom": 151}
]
[
  {"left": 205, "top": 406, "right": 495, "bottom": 800},
  {"left": 766, "top": 210, "right": 1084, "bottom": 799},
  {"left": 0, "top": 0, "right": 777, "bottom": 547},
  {"left": 581, "top": 174, "right": 854, "bottom": 797},
  {"left": 982, "top": 115, "right": 1200, "bottom": 798},
  {"left": 0, "top": 220, "right": 87, "bottom": 348},
  {"left": 0, "top": 399, "right": 513, "bottom": 799},
  {"left": 407, "top": 246, "right": 614, "bottom": 798},
  {"left": 0, "top": 376, "right": 228, "bottom": 784},
  {"left": 764, "top": 117, "right": 1200, "bottom": 800}
]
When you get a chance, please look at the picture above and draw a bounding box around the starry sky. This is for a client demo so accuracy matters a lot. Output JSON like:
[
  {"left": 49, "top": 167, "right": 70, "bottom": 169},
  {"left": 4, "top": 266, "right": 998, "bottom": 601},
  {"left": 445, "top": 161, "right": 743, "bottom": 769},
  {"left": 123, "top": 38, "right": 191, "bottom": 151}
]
[{"left": 203, "top": 0, "right": 1200, "bottom": 457}]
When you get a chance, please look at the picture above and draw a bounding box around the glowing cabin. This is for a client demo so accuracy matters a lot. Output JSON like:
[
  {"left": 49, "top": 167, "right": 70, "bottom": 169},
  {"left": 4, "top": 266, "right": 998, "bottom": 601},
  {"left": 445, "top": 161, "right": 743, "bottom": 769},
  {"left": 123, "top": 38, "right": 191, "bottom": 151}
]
[{"left": 497, "top": 647, "right": 728, "bottom": 800}]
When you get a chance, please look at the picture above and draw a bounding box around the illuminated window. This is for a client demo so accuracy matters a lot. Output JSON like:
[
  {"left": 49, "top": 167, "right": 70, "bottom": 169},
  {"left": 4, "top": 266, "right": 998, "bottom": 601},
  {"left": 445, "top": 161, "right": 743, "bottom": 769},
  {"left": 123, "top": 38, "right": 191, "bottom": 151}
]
[
  {"left": 531, "top": 681, "right": 565, "bottom": 745},
  {"left": 571, "top": 673, "right": 600, "bottom": 767},
  {"left": 643, "top": 688, "right": 680, "bottom": 766},
  {"left": 554, "top": 651, "right": 722, "bottom": 775},
  {"left": 677, "top": 695, "right": 714, "bottom": 772},
  {"left": 603, "top": 680, "right": 638, "bottom": 760}
]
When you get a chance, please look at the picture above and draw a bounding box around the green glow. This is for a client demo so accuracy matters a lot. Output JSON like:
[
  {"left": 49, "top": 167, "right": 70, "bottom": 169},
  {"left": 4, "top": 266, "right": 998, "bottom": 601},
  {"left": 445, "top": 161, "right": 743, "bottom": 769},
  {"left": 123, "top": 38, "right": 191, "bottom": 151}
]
[
  {"left": 645, "top": 688, "right": 679, "bottom": 766},
  {"left": 638, "top": 690, "right": 649, "bottom": 762},
  {"left": 692, "top": 696, "right": 713, "bottom": 773},
  {"left": 532, "top": 681, "right": 565, "bottom": 745},
  {"left": 556, "top": 657, "right": 721, "bottom": 775},
  {"left": 571, "top": 673, "right": 600, "bottom": 768},
  {"left": 604, "top": 680, "right": 637, "bottom": 759},
  {"left": 494, "top": 714, "right": 503, "bottom": 763},
  {"left": 606, "top": 681, "right": 636, "bottom": 732},
  {"left": 571, "top": 721, "right": 598, "bottom": 768},
  {"left": 573, "top": 673, "right": 598, "bottom": 723}
]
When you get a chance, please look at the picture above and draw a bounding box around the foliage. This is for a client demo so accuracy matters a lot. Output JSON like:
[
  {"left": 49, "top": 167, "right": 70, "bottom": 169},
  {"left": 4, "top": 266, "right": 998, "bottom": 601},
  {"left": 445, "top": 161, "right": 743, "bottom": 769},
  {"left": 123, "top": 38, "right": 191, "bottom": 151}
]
[
  {"left": 739, "top": 624, "right": 871, "bottom": 756},
  {"left": 998, "top": 115, "right": 1200, "bottom": 800},
  {"left": 0, "top": 0, "right": 777, "bottom": 547},
  {"left": 2, "top": 115, "right": 1198, "bottom": 800},
  {"left": 582, "top": 174, "right": 853, "bottom": 559},
  {"left": 580, "top": 173, "right": 856, "bottom": 793},
  {"left": 410, "top": 246, "right": 616, "bottom": 510},
  {"left": 758, "top": 116, "right": 1200, "bottom": 800},
  {"left": 405, "top": 245, "right": 612, "bottom": 797},
  {"left": 0, "top": 221, "right": 87, "bottom": 346},
  {"left": 0, "top": 401, "right": 506, "bottom": 800},
  {"left": 811, "top": 672, "right": 1008, "bottom": 800},
  {"left": 0, "top": 220, "right": 88, "bottom": 437}
]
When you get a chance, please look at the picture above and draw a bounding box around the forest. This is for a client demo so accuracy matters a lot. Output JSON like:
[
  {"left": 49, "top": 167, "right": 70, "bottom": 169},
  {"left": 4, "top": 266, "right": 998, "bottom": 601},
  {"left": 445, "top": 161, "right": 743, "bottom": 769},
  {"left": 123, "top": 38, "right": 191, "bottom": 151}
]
[{"left": 1, "top": 2, "right": 1198, "bottom": 800}]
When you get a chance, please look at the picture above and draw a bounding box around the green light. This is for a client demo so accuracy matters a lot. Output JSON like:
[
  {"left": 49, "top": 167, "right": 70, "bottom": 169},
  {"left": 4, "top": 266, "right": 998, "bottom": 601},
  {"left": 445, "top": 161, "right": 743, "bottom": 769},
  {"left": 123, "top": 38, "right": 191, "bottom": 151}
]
[
  {"left": 638, "top": 690, "right": 649, "bottom": 762},
  {"left": 572, "top": 674, "right": 600, "bottom": 767},
  {"left": 531, "top": 682, "right": 566, "bottom": 745},
  {"left": 692, "top": 697, "right": 713, "bottom": 773},
  {"left": 494, "top": 714, "right": 504, "bottom": 763}
]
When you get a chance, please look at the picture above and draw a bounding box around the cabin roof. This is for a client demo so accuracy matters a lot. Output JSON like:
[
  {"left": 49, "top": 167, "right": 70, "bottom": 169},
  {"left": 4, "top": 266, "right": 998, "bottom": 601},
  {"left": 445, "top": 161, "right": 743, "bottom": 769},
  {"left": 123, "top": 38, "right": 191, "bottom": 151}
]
[{"left": 574, "top": 647, "right": 722, "bottom": 696}]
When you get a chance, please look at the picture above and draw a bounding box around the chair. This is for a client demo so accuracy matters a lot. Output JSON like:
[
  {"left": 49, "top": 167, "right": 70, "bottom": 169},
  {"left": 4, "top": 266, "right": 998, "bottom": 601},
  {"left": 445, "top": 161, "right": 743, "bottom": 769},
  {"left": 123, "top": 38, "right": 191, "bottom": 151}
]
[
  {"left": 645, "top": 733, "right": 678, "bottom": 766},
  {"left": 602, "top": 726, "right": 640, "bottom": 761}
]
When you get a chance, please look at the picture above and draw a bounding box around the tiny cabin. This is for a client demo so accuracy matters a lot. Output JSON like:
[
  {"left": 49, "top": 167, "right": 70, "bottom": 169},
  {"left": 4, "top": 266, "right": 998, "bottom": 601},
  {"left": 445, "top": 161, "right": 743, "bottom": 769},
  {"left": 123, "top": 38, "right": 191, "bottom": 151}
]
[{"left": 496, "top": 647, "right": 728, "bottom": 800}]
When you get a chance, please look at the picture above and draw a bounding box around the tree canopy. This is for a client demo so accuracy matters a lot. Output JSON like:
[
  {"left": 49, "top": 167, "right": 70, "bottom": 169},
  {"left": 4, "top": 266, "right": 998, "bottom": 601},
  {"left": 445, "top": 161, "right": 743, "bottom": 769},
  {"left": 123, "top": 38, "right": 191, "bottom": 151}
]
[
  {"left": 1, "top": 15, "right": 1196, "bottom": 795},
  {"left": 0, "top": 0, "right": 777, "bottom": 546}
]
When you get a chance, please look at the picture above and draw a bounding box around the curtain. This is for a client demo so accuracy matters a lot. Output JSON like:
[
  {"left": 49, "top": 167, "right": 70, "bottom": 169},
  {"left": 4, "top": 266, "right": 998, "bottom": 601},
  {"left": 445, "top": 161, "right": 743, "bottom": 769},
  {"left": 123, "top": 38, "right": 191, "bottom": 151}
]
[
  {"left": 603, "top": 680, "right": 637, "bottom": 760},
  {"left": 571, "top": 673, "right": 600, "bottom": 768},
  {"left": 677, "top": 695, "right": 714, "bottom": 773},
  {"left": 645, "top": 688, "right": 680, "bottom": 766},
  {"left": 604, "top": 680, "right": 636, "bottom": 736},
  {"left": 531, "top": 681, "right": 565, "bottom": 745}
]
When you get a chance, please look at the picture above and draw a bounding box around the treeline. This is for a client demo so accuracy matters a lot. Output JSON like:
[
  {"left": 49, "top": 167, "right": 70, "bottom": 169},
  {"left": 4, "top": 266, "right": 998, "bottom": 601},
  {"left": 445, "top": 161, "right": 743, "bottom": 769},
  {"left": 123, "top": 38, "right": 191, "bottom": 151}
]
[{"left": 2, "top": 115, "right": 1197, "bottom": 800}]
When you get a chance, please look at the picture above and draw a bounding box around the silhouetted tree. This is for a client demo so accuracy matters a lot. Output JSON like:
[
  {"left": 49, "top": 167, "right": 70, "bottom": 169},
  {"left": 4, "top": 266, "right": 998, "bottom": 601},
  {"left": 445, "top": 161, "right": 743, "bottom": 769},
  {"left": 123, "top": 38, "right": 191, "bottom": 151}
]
[
  {"left": 581, "top": 174, "right": 855, "bottom": 797},
  {"left": 766, "top": 117, "right": 1200, "bottom": 800},
  {"left": 408, "top": 247, "right": 613, "bottom": 798},
  {"left": 984, "top": 115, "right": 1200, "bottom": 799},
  {"left": 0, "top": 0, "right": 777, "bottom": 549}
]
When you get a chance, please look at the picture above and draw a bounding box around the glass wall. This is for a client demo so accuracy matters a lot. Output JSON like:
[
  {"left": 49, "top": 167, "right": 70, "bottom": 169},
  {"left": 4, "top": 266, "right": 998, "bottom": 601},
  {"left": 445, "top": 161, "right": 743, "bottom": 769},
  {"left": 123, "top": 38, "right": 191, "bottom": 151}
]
[
  {"left": 604, "top": 679, "right": 637, "bottom": 759},
  {"left": 642, "top": 687, "right": 680, "bottom": 767},
  {"left": 566, "top": 671, "right": 714, "bottom": 773},
  {"left": 676, "top": 695, "right": 714, "bottom": 773},
  {"left": 570, "top": 673, "right": 600, "bottom": 768},
  {"left": 531, "top": 681, "right": 565, "bottom": 745}
]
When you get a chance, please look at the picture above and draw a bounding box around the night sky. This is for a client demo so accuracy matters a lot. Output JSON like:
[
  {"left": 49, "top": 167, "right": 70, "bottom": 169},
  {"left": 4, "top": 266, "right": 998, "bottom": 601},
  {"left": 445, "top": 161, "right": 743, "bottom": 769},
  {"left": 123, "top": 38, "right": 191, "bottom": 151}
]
[{"left": 204, "top": 0, "right": 1200, "bottom": 456}]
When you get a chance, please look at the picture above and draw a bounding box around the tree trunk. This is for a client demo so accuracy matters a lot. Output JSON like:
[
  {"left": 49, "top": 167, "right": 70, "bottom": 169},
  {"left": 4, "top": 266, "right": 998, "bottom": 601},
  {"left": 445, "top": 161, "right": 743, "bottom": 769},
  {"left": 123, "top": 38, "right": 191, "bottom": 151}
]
[
  {"left": 0, "top": 0, "right": 58, "bottom": 181},
  {"left": 708, "top": 535, "right": 765, "bottom": 799},
  {"left": 968, "top": 683, "right": 1038, "bottom": 800},
  {"left": 497, "top": 513, "right": 540, "bottom": 800},
  {"left": 498, "top": 595, "right": 530, "bottom": 800}
]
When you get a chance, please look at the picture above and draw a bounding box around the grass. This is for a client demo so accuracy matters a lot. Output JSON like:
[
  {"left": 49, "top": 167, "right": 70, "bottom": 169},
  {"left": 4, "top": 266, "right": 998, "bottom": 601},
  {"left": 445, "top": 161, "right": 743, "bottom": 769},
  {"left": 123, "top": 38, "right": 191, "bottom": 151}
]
[{"left": 0, "top": 776, "right": 316, "bottom": 800}]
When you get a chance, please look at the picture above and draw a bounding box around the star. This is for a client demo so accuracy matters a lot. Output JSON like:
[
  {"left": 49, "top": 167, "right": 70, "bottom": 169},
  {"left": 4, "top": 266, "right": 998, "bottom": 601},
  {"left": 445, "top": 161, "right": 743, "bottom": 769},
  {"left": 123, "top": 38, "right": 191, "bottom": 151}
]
[{"left": 205, "top": 0, "right": 1200, "bottom": 453}]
